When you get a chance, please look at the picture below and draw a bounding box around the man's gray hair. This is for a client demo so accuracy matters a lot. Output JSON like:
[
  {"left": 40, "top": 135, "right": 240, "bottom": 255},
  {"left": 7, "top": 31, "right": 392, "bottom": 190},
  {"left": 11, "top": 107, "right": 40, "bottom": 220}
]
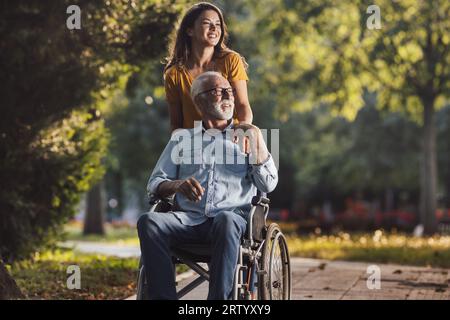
[{"left": 190, "top": 71, "right": 224, "bottom": 99}]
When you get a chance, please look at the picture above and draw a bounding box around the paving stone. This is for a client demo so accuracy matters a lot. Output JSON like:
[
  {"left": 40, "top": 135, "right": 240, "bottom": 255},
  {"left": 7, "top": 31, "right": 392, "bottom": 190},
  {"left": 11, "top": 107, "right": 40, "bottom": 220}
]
[{"left": 141, "top": 258, "right": 450, "bottom": 300}]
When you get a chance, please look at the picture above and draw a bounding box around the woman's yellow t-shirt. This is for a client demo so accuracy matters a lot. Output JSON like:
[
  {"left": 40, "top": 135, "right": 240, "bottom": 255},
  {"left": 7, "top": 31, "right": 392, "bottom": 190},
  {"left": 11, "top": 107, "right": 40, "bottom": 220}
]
[{"left": 164, "top": 51, "right": 249, "bottom": 129}]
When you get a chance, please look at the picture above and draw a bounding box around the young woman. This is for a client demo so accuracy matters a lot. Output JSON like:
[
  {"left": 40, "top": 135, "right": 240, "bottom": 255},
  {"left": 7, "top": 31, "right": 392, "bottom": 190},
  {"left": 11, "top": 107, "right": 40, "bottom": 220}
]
[{"left": 164, "top": 2, "right": 253, "bottom": 131}]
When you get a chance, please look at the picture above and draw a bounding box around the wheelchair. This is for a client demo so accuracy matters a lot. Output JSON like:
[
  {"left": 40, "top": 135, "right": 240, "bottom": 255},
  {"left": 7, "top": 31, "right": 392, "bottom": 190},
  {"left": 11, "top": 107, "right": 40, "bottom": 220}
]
[{"left": 136, "top": 190, "right": 291, "bottom": 300}]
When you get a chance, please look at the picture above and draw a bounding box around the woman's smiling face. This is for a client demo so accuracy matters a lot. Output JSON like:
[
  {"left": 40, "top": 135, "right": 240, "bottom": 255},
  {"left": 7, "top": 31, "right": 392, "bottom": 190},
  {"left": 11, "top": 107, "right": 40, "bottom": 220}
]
[{"left": 189, "top": 9, "right": 222, "bottom": 47}]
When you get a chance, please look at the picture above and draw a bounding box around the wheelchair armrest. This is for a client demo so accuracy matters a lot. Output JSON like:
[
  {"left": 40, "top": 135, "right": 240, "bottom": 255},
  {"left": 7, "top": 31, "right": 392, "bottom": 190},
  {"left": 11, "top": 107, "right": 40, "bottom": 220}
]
[
  {"left": 245, "top": 205, "right": 267, "bottom": 244},
  {"left": 148, "top": 193, "right": 175, "bottom": 213},
  {"left": 251, "top": 190, "right": 270, "bottom": 206},
  {"left": 246, "top": 191, "right": 270, "bottom": 244}
]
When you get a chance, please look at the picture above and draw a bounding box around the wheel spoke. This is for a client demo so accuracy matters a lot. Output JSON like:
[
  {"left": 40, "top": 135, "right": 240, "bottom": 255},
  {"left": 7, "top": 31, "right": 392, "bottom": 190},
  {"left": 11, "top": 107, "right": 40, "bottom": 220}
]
[{"left": 261, "top": 224, "right": 291, "bottom": 300}]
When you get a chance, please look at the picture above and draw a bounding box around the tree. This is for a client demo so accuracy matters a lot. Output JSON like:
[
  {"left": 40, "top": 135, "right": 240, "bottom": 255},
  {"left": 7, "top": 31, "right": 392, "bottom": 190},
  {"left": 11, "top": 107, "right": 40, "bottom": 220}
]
[
  {"left": 0, "top": 261, "right": 23, "bottom": 299},
  {"left": 83, "top": 183, "right": 105, "bottom": 235},
  {"left": 0, "top": 0, "right": 178, "bottom": 297},
  {"left": 246, "top": 0, "right": 449, "bottom": 234},
  {"left": 437, "top": 105, "right": 450, "bottom": 208},
  {"left": 104, "top": 62, "right": 172, "bottom": 213}
]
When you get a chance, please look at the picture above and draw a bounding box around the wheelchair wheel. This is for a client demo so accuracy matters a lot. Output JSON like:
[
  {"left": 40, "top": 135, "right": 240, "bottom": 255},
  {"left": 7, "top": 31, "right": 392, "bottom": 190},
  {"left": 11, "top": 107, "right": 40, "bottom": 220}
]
[
  {"left": 259, "top": 223, "right": 291, "bottom": 300},
  {"left": 136, "top": 258, "right": 149, "bottom": 300}
]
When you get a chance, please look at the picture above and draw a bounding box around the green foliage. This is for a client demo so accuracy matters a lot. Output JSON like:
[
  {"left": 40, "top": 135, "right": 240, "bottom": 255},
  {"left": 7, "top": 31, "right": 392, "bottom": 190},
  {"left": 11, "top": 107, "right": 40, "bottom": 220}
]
[
  {"left": 105, "top": 62, "right": 172, "bottom": 211},
  {"left": 0, "top": 1, "right": 179, "bottom": 261},
  {"left": 268, "top": 103, "right": 422, "bottom": 204},
  {"left": 221, "top": 0, "right": 449, "bottom": 221},
  {"left": 0, "top": 110, "right": 108, "bottom": 261},
  {"left": 244, "top": 0, "right": 449, "bottom": 119}
]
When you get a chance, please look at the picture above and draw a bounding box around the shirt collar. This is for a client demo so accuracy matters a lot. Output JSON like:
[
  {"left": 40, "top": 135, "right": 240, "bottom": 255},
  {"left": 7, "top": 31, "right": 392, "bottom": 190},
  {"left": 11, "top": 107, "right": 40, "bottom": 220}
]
[{"left": 201, "top": 119, "right": 234, "bottom": 133}]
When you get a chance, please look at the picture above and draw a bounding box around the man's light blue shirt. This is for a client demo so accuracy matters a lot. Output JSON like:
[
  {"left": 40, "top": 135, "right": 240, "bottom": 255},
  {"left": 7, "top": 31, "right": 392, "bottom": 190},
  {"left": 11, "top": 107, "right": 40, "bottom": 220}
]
[{"left": 147, "top": 121, "right": 278, "bottom": 226}]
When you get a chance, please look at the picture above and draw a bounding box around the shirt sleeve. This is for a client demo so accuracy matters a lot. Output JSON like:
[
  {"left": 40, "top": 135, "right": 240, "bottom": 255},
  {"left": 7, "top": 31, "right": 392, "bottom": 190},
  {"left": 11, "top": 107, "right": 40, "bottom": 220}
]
[
  {"left": 147, "top": 139, "right": 179, "bottom": 197},
  {"left": 249, "top": 154, "right": 278, "bottom": 193},
  {"left": 164, "top": 69, "right": 181, "bottom": 107},
  {"left": 226, "top": 52, "right": 249, "bottom": 82}
]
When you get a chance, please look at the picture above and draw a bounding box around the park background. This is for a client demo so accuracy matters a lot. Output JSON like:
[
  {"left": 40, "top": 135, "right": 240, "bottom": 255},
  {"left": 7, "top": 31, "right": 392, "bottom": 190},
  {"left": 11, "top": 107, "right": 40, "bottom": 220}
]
[{"left": 0, "top": 0, "right": 449, "bottom": 299}]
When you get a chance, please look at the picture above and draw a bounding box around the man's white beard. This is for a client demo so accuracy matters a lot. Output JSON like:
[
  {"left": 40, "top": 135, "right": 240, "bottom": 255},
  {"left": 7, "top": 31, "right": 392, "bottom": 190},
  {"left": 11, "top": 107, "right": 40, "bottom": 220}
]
[{"left": 210, "top": 99, "right": 234, "bottom": 120}]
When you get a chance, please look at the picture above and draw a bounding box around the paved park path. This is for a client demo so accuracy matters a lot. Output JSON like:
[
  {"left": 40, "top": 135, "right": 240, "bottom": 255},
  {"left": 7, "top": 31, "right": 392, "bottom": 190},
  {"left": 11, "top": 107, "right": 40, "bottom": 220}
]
[
  {"left": 62, "top": 241, "right": 141, "bottom": 258},
  {"left": 174, "top": 257, "right": 450, "bottom": 300},
  {"left": 65, "top": 241, "right": 450, "bottom": 300}
]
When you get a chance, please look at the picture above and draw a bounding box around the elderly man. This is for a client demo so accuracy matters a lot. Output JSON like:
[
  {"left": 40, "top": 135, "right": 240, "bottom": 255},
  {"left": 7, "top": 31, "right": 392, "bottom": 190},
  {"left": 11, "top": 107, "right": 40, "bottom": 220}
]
[{"left": 137, "top": 71, "right": 278, "bottom": 300}]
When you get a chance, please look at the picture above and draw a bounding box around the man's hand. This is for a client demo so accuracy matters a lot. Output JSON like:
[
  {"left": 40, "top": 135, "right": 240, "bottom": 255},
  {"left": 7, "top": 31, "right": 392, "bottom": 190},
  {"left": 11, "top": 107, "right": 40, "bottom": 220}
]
[
  {"left": 176, "top": 177, "right": 205, "bottom": 202},
  {"left": 156, "top": 177, "right": 204, "bottom": 202},
  {"left": 232, "top": 123, "right": 269, "bottom": 165}
]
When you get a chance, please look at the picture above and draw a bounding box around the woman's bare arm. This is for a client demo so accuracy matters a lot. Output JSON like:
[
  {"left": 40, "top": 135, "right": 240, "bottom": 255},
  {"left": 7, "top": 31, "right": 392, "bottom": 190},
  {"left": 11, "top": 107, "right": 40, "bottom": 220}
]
[{"left": 232, "top": 79, "right": 253, "bottom": 124}]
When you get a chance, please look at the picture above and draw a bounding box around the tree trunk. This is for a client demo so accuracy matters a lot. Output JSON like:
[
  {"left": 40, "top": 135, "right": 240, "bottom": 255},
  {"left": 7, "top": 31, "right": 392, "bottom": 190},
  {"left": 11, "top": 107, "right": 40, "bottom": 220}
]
[
  {"left": 114, "top": 171, "right": 124, "bottom": 217},
  {"left": 447, "top": 109, "right": 450, "bottom": 209},
  {"left": 0, "top": 260, "right": 24, "bottom": 299},
  {"left": 419, "top": 99, "right": 438, "bottom": 235},
  {"left": 83, "top": 182, "right": 105, "bottom": 235}
]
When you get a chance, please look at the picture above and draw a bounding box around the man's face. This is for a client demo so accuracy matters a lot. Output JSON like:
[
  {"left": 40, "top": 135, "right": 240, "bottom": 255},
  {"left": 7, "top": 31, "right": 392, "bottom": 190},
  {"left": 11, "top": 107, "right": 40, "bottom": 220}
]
[{"left": 197, "top": 77, "right": 235, "bottom": 120}]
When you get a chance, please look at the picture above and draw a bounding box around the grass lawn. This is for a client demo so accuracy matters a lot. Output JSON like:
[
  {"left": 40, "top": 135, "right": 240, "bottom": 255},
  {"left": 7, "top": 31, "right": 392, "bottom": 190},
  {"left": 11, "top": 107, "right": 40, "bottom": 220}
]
[
  {"left": 63, "top": 220, "right": 138, "bottom": 245},
  {"left": 66, "top": 221, "right": 450, "bottom": 268},
  {"left": 8, "top": 248, "right": 139, "bottom": 300},
  {"left": 286, "top": 230, "right": 450, "bottom": 268},
  {"left": 8, "top": 248, "right": 188, "bottom": 300}
]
